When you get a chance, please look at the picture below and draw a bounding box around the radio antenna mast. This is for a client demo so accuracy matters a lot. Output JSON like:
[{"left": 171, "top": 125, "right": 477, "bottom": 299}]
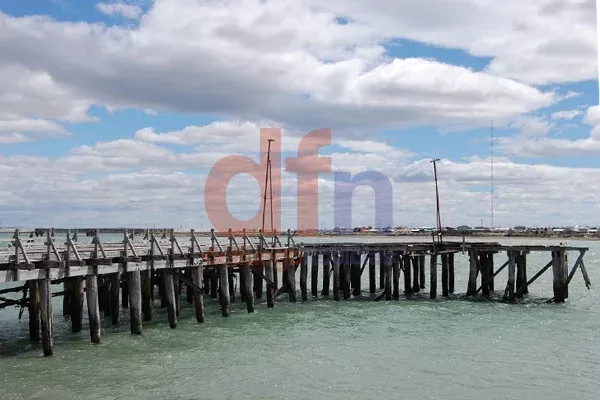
[
  {"left": 491, "top": 120, "right": 494, "bottom": 229},
  {"left": 431, "top": 158, "right": 442, "bottom": 245},
  {"left": 261, "top": 139, "right": 275, "bottom": 244}
]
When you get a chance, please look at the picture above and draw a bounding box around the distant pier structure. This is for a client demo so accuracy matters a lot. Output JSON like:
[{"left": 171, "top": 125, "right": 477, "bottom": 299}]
[{"left": 0, "top": 229, "right": 591, "bottom": 357}]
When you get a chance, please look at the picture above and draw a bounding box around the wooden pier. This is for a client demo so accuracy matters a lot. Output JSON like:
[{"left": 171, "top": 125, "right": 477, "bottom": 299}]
[{"left": 0, "top": 229, "right": 592, "bottom": 357}]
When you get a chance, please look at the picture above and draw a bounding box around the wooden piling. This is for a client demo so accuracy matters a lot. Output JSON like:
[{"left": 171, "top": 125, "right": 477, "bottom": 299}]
[
  {"left": 28, "top": 280, "right": 40, "bottom": 342},
  {"left": 242, "top": 263, "right": 254, "bottom": 313},
  {"left": 503, "top": 251, "right": 517, "bottom": 301},
  {"left": 254, "top": 263, "right": 263, "bottom": 299},
  {"left": 240, "top": 267, "right": 247, "bottom": 302},
  {"left": 419, "top": 255, "right": 426, "bottom": 290},
  {"left": 411, "top": 256, "right": 420, "bottom": 293},
  {"left": 128, "top": 270, "right": 142, "bottom": 335},
  {"left": 86, "top": 275, "right": 101, "bottom": 344},
  {"left": 62, "top": 281, "right": 71, "bottom": 317},
  {"left": 379, "top": 251, "right": 385, "bottom": 289},
  {"left": 322, "top": 252, "right": 330, "bottom": 296},
  {"left": 194, "top": 265, "right": 206, "bottom": 321},
  {"left": 265, "top": 260, "right": 275, "bottom": 308},
  {"left": 430, "top": 253, "right": 437, "bottom": 299},
  {"left": 448, "top": 253, "right": 455, "bottom": 294},
  {"left": 228, "top": 271, "right": 235, "bottom": 304},
  {"left": 121, "top": 275, "right": 129, "bottom": 309},
  {"left": 287, "top": 257, "right": 297, "bottom": 303},
  {"left": 174, "top": 273, "right": 181, "bottom": 316},
  {"left": 333, "top": 251, "right": 340, "bottom": 301},
  {"left": 522, "top": 253, "right": 528, "bottom": 295},
  {"left": 467, "top": 250, "right": 478, "bottom": 296},
  {"left": 300, "top": 254, "right": 308, "bottom": 301},
  {"left": 110, "top": 273, "right": 120, "bottom": 325},
  {"left": 392, "top": 253, "right": 400, "bottom": 300},
  {"left": 515, "top": 253, "right": 524, "bottom": 298},
  {"left": 40, "top": 278, "right": 53, "bottom": 356},
  {"left": 553, "top": 249, "right": 566, "bottom": 303},
  {"left": 344, "top": 252, "right": 352, "bottom": 300},
  {"left": 141, "top": 270, "right": 152, "bottom": 322},
  {"left": 70, "top": 277, "right": 84, "bottom": 333},
  {"left": 487, "top": 253, "right": 493, "bottom": 292},
  {"left": 219, "top": 265, "right": 231, "bottom": 316},
  {"left": 480, "top": 253, "right": 490, "bottom": 297},
  {"left": 311, "top": 253, "right": 319, "bottom": 298},
  {"left": 368, "top": 251, "right": 376, "bottom": 294},
  {"left": 384, "top": 252, "right": 392, "bottom": 301},
  {"left": 403, "top": 254, "right": 412, "bottom": 296},
  {"left": 441, "top": 254, "right": 449, "bottom": 297},
  {"left": 186, "top": 269, "right": 194, "bottom": 304},
  {"left": 163, "top": 270, "right": 177, "bottom": 328},
  {"left": 351, "top": 252, "right": 362, "bottom": 297},
  {"left": 210, "top": 273, "right": 218, "bottom": 299}
]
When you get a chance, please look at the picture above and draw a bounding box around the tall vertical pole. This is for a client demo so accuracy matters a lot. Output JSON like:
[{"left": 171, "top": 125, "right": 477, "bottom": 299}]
[
  {"left": 261, "top": 139, "right": 275, "bottom": 246},
  {"left": 491, "top": 120, "right": 494, "bottom": 229},
  {"left": 431, "top": 158, "right": 442, "bottom": 244}
]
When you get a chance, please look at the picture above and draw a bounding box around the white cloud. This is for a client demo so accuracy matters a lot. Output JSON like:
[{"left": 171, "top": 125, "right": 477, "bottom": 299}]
[
  {"left": 96, "top": 2, "right": 143, "bottom": 19},
  {"left": 552, "top": 109, "right": 582, "bottom": 120}
]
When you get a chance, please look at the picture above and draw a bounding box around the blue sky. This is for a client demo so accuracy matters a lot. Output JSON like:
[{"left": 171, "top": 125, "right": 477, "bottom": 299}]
[{"left": 0, "top": 0, "right": 598, "bottom": 229}]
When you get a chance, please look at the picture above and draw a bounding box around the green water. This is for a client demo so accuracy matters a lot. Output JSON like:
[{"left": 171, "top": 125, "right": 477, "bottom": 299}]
[{"left": 0, "top": 236, "right": 598, "bottom": 399}]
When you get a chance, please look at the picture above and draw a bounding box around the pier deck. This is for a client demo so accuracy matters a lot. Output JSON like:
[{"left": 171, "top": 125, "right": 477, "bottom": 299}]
[{"left": 0, "top": 229, "right": 591, "bottom": 357}]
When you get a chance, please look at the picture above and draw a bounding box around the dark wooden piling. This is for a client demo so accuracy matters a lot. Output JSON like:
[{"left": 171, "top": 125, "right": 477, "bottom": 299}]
[
  {"left": 344, "top": 252, "right": 352, "bottom": 300},
  {"left": 392, "top": 253, "right": 400, "bottom": 300},
  {"left": 503, "top": 251, "right": 517, "bottom": 301},
  {"left": 300, "top": 254, "right": 308, "bottom": 301},
  {"left": 228, "top": 271, "right": 235, "bottom": 304},
  {"left": 254, "top": 263, "right": 263, "bottom": 299},
  {"left": 62, "top": 281, "right": 71, "bottom": 317},
  {"left": 173, "top": 273, "right": 181, "bottom": 316},
  {"left": 322, "top": 252, "right": 330, "bottom": 296},
  {"left": 480, "top": 253, "right": 490, "bottom": 297},
  {"left": 515, "top": 252, "right": 524, "bottom": 298},
  {"left": 163, "top": 270, "right": 177, "bottom": 328},
  {"left": 419, "top": 255, "right": 426, "bottom": 290},
  {"left": 311, "top": 253, "right": 319, "bottom": 297},
  {"left": 159, "top": 274, "right": 167, "bottom": 307},
  {"left": 351, "top": 252, "right": 362, "bottom": 296},
  {"left": 265, "top": 260, "right": 275, "bottom": 308},
  {"left": 141, "top": 270, "right": 152, "bottom": 322},
  {"left": 186, "top": 269, "right": 194, "bottom": 304},
  {"left": 384, "top": 252, "right": 392, "bottom": 301},
  {"left": 448, "top": 253, "right": 455, "bottom": 293},
  {"left": 240, "top": 267, "right": 247, "bottom": 302},
  {"left": 70, "top": 277, "right": 84, "bottom": 333},
  {"left": 203, "top": 271, "right": 210, "bottom": 295},
  {"left": 110, "top": 273, "right": 120, "bottom": 325},
  {"left": 193, "top": 265, "right": 206, "bottom": 321},
  {"left": 102, "top": 277, "right": 111, "bottom": 318},
  {"left": 521, "top": 253, "right": 528, "bottom": 295},
  {"left": 467, "top": 250, "right": 478, "bottom": 296},
  {"left": 40, "top": 278, "right": 53, "bottom": 356},
  {"left": 121, "top": 275, "right": 129, "bottom": 309},
  {"left": 219, "top": 265, "right": 231, "bottom": 316},
  {"left": 333, "top": 251, "right": 341, "bottom": 301},
  {"left": 128, "top": 270, "right": 142, "bottom": 335},
  {"left": 486, "top": 253, "right": 493, "bottom": 292},
  {"left": 210, "top": 273, "right": 218, "bottom": 299},
  {"left": 403, "top": 254, "right": 412, "bottom": 296},
  {"left": 379, "top": 251, "right": 385, "bottom": 289},
  {"left": 552, "top": 249, "right": 566, "bottom": 303},
  {"left": 242, "top": 263, "right": 254, "bottom": 313},
  {"left": 28, "top": 280, "right": 40, "bottom": 342},
  {"left": 368, "top": 251, "right": 376, "bottom": 294},
  {"left": 287, "top": 258, "right": 297, "bottom": 303},
  {"left": 442, "top": 254, "right": 449, "bottom": 297},
  {"left": 430, "top": 253, "right": 437, "bottom": 299},
  {"left": 86, "top": 275, "right": 101, "bottom": 344},
  {"left": 411, "top": 256, "right": 420, "bottom": 293}
]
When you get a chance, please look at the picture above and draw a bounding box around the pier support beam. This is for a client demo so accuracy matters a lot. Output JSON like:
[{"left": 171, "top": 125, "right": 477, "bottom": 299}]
[
  {"left": 322, "top": 252, "right": 330, "bottom": 296},
  {"left": 411, "top": 256, "right": 420, "bottom": 293},
  {"left": 553, "top": 249, "right": 566, "bottom": 303},
  {"left": 487, "top": 253, "right": 493, "bottom": 292},
  {"left": 163, "top": 270, "right": 177, "bottom": 328},
  {"left": 265, "top": 260, "right": 275, "bottom": 308},
  {"left": 40, "top": 278, "right": 53, "bottom": 356},
  {"left": 219, "top": 265, "right": 231, "bottom": 316},
  {"left": 253, "top": 264, "right": 263, "bottom": 300},
  {"left": 392, "top": 253, "right": 400, "bottom": 300},
  {"left": 403, "top": 254, "right": 412, "bottom": 296},
  {"left": 70, "top": 277, "right": 84, "bottom": 333},
  {"left": 516, "top": 253, "right": 528, "bottom": 298},
  {"left": 142, "top": 270, "right": 152, "bottom": 322},
  {"left": 441, "top": 253, "right": 449, "bottom": 297},
  {"left": 333, "top": 251, "right": 340, "bottom": 301},
  {"left": 379, "top": 251, "right": 385, "bottom": 289},
  {"left": 121, "top": 275, "right": 129, "bottom": 309},
  {"left": 503, "top": 251, "right": 517, "bottom": 301},
  {"left": 128, "top": 270, "right": 142, "bottom": 335},
  {"left": 86, "top": 275, "right": 101, "bottom": 344},
  {"left": 480, "top": 253, "right": 490, "bottom": 297},
  {"left": 448, "top": 253, "right": 455, "bottom": 294},
  {"left": 300, "top": 254, "right": 308, "bottom": 301},
  {"left": 419, "top": 255, "right": 426, "bottom": 290},
  {"left": 311, "top": 253, "right": 319, "bottom": 298},
  {"left": 242, "top": 264, "right": 254, "bottom": 313},
  {"left": 228, "top": 271, "right": 235, "bottom": 304},
  {"left": 28, "top": 280, "right": 40, "bottom": 342},
  {"left": 351, "top": 252, "right": 361, "bottom": 297},
  {"left": 193, "top": 265, "right": 206, "bottom": 320},
  {"left": 369, "top": 251, "right": 376, "bottom": 294},
  {"left": 287, "top": 258, "right": 297, "bottom": 303},
  {"left": 62, "top": 281, "right": 71, "bottom": 317},
  {"left": 430, "top": 253, "right": 437, "bottom": 299},
  {"left": 384, "top": 252, "right": 392, "bottom": 301},
  {"left": 467, "top": 250, "right": 478, "bottom": 296},
  {"left": 110, "top": 273, "right": 120, "bottom": 325},
  {"left": 344, "top": 252, "right": 352, "bottom": 300}
]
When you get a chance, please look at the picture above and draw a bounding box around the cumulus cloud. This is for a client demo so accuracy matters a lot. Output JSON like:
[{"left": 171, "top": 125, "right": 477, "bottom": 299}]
[{"left": 96, "top": 2, "right": 143, "bottom": 19}]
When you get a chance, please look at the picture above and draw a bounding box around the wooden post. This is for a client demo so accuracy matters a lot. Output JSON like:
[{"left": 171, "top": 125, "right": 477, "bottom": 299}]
[
  {"left": 522, "top": 253, "right": 528, "bottom": 295},
  {"left": 344, "top": 252, "right": 352, "bottom": 300},
  {"left": 480, "top": 253, "right": 490, "bottom": 297},
  {"left": 403, "top": 254, "right": 412, "bottom": 296},
  {"left": 254, "top": 263, "right": 263, "bottom": 299},
  {"left": 210, "top": 272, "right": 218, "bottom": 299},
  {"left": 28, "top": 280, "right": 40, "bottom": 342},
  {"left": 240, "top": 267, "right": 247, "bottom": 302},
  {"left": 487, "top": 253, "right": 493, "bottom": 292},
  {"left": 467, "top": 250, "right": 478, "bottom": 296},
  {"left": 142, "top": 270, "right": 152, "bottom": 322},
  {"left": 419, "top": 255, "right": 426, "bottom": 290},
  {"left": 62, "top": 281, "right": 71, "bottom": 317},
  {"left": 430, "top": 253, "right": 437, "bottom": 299},
  {"left": 300, "top": 254, "right": 308, "bottom": 301},
  {"left": 265, "top": 259, "right": 275, "bottom": 308},
  {"left": 392, "top": 253, "right": 400, "bottom": 300},
  {"left": 102, "top": 277, "right": 111, "bottom": 318},
  {"left": 219, "top": 265, "right": 231, "bottom": 316},
  {"left": 351, "top": 251, "right": 361, "bottom": 296},
  {"left": 86, "top": 275, "right": 101, "bottom": 344},
  {"left": 503, "top": 251, "right": 516, "bottom": 301},
  {"left": 40, "top": 278, "right": 53, "bottom": 356},
  {"left": 164, "top": 270, "right": 177, "bottom": 328},
  {"left": 384, "top": 252, "right": 392, "bottom": 301},
  {"left": 369, "top": 251, "right": 376, "bottom": 294},
  {"left": 411, "top": 256, "right": 420, "bottom": 293},
  {"left": 242, "top": 263, "right": 254, "bottom": 313},
  {"left": 379, "top": 251, "right": 385, "bottom": 289},
  {"left": 553, "top": 249, "right": 566, "bottom": 303},
  {"left": 515, "top": 253, "right": 524, "bottom": 298},
  {"left": 70, "top": 277, "right": 84, "bottom": 333},
  {"left": 228, "top": 271, "right": 235, "bottom": 303},
  {"left": 128, "top": 270, "right": 142, "bottom": 335},
  {"left": 322, "top": 252, "right": 330, "bottom": 296},
  {"left": 110, "top": 273, "right": 120, "bottom": 325},
  {"left": 441, "top": 254, "right": 449, "bottom": 297},
  {"left": 192, "top": 265, "right": 206, "bottom": 321},
  {"left": 121, "top": 275, "right": 129, "bottom": 309},
  {"left": 287, "top": 257, "right": 297, "bottom": 303},
  {"left": 174, "top": 273, "right": 181, "bottom": 316},
  {"left": 333, "top": 251, "right": 340, "bottom": 301},
  {"left": 311, "top": 253, "right": 319, "bottom": 297},
  {"left": 159, "top": 273, "right": 167, "bottom": 307}
]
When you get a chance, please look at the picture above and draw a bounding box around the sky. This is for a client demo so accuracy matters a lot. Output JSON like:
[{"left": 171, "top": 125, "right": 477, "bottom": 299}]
[{"left": 0, "top": 0, "right": 598, "bottom": 230}]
